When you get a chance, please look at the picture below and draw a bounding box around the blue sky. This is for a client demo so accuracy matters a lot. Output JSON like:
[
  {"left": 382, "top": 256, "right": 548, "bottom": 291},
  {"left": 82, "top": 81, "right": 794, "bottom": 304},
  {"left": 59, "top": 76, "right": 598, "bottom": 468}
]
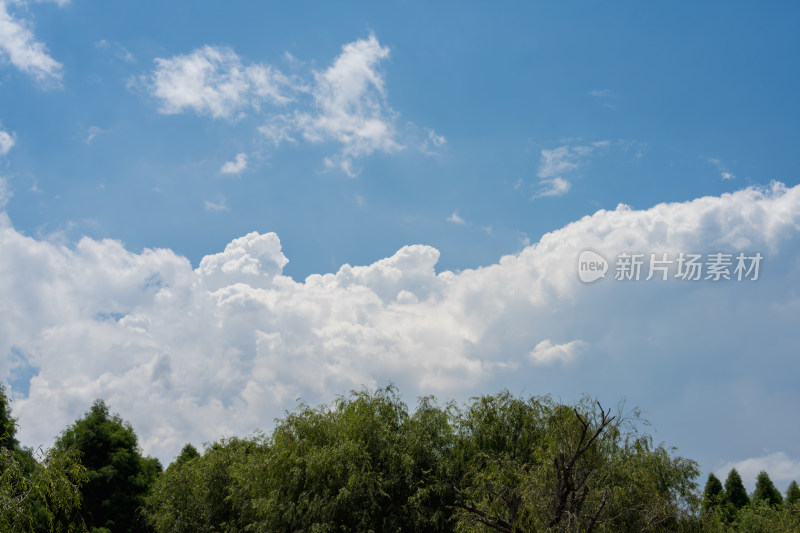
[{"left": 2, "top": 1, "right": 800, "bottom": 490}]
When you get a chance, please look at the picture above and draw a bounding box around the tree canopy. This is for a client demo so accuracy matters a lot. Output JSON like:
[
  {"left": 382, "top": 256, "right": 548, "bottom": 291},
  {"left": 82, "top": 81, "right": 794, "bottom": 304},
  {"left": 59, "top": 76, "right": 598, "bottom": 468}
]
[
  {"left": 54, "top": 399, "right": 161, "bottom": 533},
  {"left": 0, "top": 385, "right": 87, "bottom": 532}
]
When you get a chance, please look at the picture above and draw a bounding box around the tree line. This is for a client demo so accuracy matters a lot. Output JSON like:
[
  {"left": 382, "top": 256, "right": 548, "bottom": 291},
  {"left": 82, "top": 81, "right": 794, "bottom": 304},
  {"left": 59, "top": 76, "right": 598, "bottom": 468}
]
[{"left": 1, "top": 384, "right": 798, "bottom": 532}]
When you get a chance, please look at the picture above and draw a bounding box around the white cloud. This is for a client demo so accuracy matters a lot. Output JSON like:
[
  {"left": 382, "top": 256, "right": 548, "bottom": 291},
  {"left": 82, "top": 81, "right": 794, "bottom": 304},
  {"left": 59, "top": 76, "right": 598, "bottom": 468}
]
[
  {"left": 538, "top": 142, "right": 608, "bottom": 179},
  {"left": 0, "top": 0, "right": 62, "bottom": 83},
  {"left": 3, "top": 183, "right": 800, "bottom": 470},
  {"left": 204, "top": 197, "right": 228, "bottom": 212},
  {"left": 715, "top": 452, "right": 800, "bottom": 491},
  {"left": 589, "top": 89, "right": 611, "bottom": 98},
  {"left": 708, "top": 157, "right": 735, "bottom": 181},
  {"left": 0, "top": 128, "right": 14, "bottom": 154},
  {"left": 420, "top": 128, "right": 446, "bottom": 154},
  {"left": 220, "top": 153, "right": 247, "bottom": 175},
  {"left": 533, "top": 176, "right": 571, "bottom": 198},
  {"left": 150, "top": 46, "right": 292, "bottom": 119},
  {"left": 532, "top": 141, "right": 609, "bottom": 198},
  {"left": 529, "top": 339, "right": 585, "bottom": 365},
  {"left": 95, "top": 39, "right": 134, "bottom": 63},
  {"left": 85, "top": 125, "right": 104, "bottom": 144},
  {"left": 294, "top": 34, "right": 400, "bottom": 173},
  {"left": 0, "top": 177, "right": 11, "bottom": 207},
  {"left": 147, "top": 35, "right": 436, "bottom": 175},
  {"left": 257, "top": 115, "right": 296, "bottom": 145},
  {"left": 447, "top": 211, "right": 466, "bottom": 225}
]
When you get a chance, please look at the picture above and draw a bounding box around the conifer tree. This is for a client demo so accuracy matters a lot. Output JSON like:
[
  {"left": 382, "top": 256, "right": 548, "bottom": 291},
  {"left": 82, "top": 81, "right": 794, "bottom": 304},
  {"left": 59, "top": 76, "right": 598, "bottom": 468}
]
[
  {"left": 786, "top": 480, "right": 800, "bottom": 506},
  {"left": 753, "top": 470, "right": 783, "bottom": 506},
  {"left": 703, "top": 472, "right": 726, "bottom": 510},
  {"left": 724, "top": 468, "right": 749, "bottom": 510},
  {"left": 54, "top": 399, "right": 161, "bottom": 532}
]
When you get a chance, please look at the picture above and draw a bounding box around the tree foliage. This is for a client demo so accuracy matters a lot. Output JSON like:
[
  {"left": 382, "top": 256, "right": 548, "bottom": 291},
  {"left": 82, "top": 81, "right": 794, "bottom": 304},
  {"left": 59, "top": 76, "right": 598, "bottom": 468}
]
[
  {"left": 54, "top": 399, "right": 161, "bottom": 533},
  {"left": 450, "top": 393, "right": 698, "bottom": 532},
  {"left": 235, "top": 386, "right": 454, "bottom": 532},
  {"left": 703, "top": 473, "right": 726, "bottom": 511},
  {"left": 0, "top": 384, "right": 87, "bottom": 532},
  {"left": 786, "top": 480, "right": 800, "bottom": 506},
  {"left": 752, "top": 470, "right": 783, "bottom": 507},
  {"left": 145, "top": 437, "right": 258, "bottom": 533},
  {"left": 724, "top": 469, "right": 749, "bottom": 511}
]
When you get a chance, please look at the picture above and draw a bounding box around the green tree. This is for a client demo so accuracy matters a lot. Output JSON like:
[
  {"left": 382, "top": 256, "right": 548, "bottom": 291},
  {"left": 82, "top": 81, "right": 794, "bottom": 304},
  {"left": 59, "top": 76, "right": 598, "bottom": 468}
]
[
  {"left": 144, "top": 437, "right": 258, "bottom": 533},
  {"left": 753, "top": 470, "right": 783, "bottom": 507},
  {"left": 785, "top": 480, "right": 800, "bottom": 506},
  {"left": 724, "top": 468, "right": 750, "bottom": 511},
  {"left": 54, "top": 400, "right": 161, "bottom": 533},
  {"left": 0, "top": 384, "right": 87, "bottom": 532},
  {"left": 451, "top": 393, "right": 699, "bottom": 532},
  {"left": 732, "top": 498, "right": 800, "bottom": 533},
  {"left": 703, "top": 472, "right": 726, "bottom": 511},
  {"left": 235, "top": 386, "right": 455, "bottom": 532},
  {"left": 174, "top": 443, "right": 199, "bottom": 465}
]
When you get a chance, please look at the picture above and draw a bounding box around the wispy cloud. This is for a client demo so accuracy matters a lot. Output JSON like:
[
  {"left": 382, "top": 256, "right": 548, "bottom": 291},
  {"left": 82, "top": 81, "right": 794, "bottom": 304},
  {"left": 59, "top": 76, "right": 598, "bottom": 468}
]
[
  {"left": 420, "top": 128, "right": 446, "bottom": 155},
  {"left": 85, "top": 125, "right": 105, "bottom": 144},
  {"left": 532, "top": 141, "right": 608, "bottom": 198},
  {"left": 708, "top": 157, "right": 735, "bottom": 180},
  {"left": 204, "top": 197, "right": 229, "bottom": 212},
  {"left": 220, "top": 153, "right": 247, "bottom": 175},
  {"left": 0, "top": 176, "right": 11, "bottom": 207},
  {"left": 95, "top": 39, "right": 134, "bottom": 63},
  {"left": 588, "top": 88, "right": 616, "bottom": 109},
  {"left": 0, "top": 127, "right": 14, "bottom": 155},
  {"left": 0, "top": 0, "right": 63, "bottom": 84},
  {"left": 447, "top": 211, "right": 466, "bottom": 225},
  {"left": 532, "top": 176, "right": 571, "bottom": 198}
]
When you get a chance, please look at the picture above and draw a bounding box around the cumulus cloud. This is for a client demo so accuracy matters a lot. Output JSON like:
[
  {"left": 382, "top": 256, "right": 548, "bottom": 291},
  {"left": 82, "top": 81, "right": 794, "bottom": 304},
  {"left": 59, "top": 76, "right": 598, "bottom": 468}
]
[
  {"left": 3, "top": 183, "right": 800, "bottom": 469},
  {"left": 220, "top": 153, "right": 247, "bottom": 175},
  {"left": 0, "top": 0, "right": 62, "bottom": 83},
  {"left": 148, "top": 34, "right": 430, "bottom": 175},
  {"left": 150, "top": 46, "right": 292, "bottom": 119},
  {"left": 529, "top": 339, "right": 585, "bottom": 365},
  {"left": 0, "top": 128, "right": 14, "bottom": 155},
  {"left": 715, "top": 452, "right": 800, "bottom": 491},
  {"left": 293, "top": 34, "right": 400, "bottom": 174}
]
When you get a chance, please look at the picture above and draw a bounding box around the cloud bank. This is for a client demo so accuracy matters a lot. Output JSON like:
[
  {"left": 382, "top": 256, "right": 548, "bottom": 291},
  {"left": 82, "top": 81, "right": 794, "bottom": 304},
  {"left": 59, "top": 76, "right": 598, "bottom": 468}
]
[{"left": 3, "top": 183, "right": 800, "bottom": 470}]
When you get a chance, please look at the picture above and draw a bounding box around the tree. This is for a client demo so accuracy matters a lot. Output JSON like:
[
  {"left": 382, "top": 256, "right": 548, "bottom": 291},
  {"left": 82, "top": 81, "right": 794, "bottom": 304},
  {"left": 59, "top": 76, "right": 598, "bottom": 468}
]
[
  {"left": 54, "top": 399, "right": 161, "bottom": 533},
  {"left": 0, "top": 384, "right": 87, "bottom": 532},
  {"left": 234, "top": 386, "right": 455, "bottom": 532},
  {"left": 703, "top": 472, "right": 726, "bottom": 511},
  {"left": 145, "top": 437, "right": 258, "bottom": 533},
  {"left": 786, "top": 480, "right": 800, "bottom": 506},
  {"left": 450, "top": 393, "right": 699, "bottom": 532},
  {"left": 732, "top": 498, "right": 800, "bottom": 533},
  {"left": 753, "top": 470, "right": 783, "bottom": 507},
  {"left": 724, "top": 469, "right": 749, "bottom": 511}
]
